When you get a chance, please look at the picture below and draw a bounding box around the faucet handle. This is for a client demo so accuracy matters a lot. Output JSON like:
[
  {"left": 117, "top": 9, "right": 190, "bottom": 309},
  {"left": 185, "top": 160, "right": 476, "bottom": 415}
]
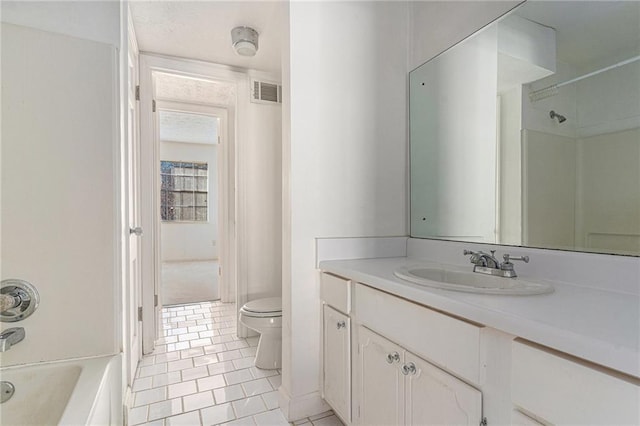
[{"left": 503, "top": 254, "right": 530, "bottom": 264}]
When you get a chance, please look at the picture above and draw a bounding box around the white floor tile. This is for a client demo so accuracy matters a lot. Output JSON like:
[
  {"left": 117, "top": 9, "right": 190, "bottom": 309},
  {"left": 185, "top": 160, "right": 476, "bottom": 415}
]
[
  {"left": 218, "top": 349, "right": 243, "bottom": 361},
  {"left": 241, "top": 378, "right": 273, "bottom": 396},
  {"left": 181, "top": 366, "right": 209, "bottom": 381},
  {"left": 168, "top": 380, "right": 197, "bottom": 399},
  {"left": 311, "top": 415, "right": 344, "bottom": 426},
  {"left": 139, "top": 363, "right": 168, "bottom": 378},
  {"left": 224, "top": 369, "right": 254, "bottom": 385},
  {"left": 211, "top": 335, "right": 235, "bottom": 344},
  {"left": 128, "top": 405, "right": 148, "bottom": 425},
  {"left": 232, "top": 396, "right": 266, "bottom": 418},
  {"left": 223, "top": 416, "right": 257, "bottom": 426},
  {"left": 183, "top": 390, "right": 215, "bottom": 412},
  {"left": 240, "top": 347, "right": 257, "bottom": 358},
  {"left": 143, "top": 420, "right": 165, "bottom": 426},
  {"left": 204, "top": 343, "right": 228, "bottom": 354},
  {"left": 248, "top": 367, "right": 279, "bottom": 379},
  {"left": 225, "top": 340, "right": 249, "bottom": 350},
  {"left": 201, "top": 402, "right": 236, "bottom": 425},
  {"left": 135, "top": 386, "right": 167, "bottom": 407},
  {"left": 156, "top": 351, "right": 182, "bottom": 363},
  {"left": 167, "top": 358, "right": 193, "bottom": 372},
  {"left": 309, "top": 411, "right": 334, "bottom": 421},
  {"left": 165, "top": 410, "right": 202, "bottom": 426},
  {"left": 208, "top": 361, "right": 237, "bottom": 375},
  {"left": 180, "top": 347, "right": 205, "bottom": 359},
  {"left": 260, "top": 390, "right": 279, "bottom": 411},
  {"left": 193, "top": 354, "right": 219, "bottom": 367},
  {"left": 197, "top": 374, "right": 227, "bottom": 392},
  {"left": 152, "top": 371, "right": 182, "bottom": 388},
  {"left": 213, "top": 384, "right": 246, "bottom": 404},
  {"left": 253, "top": 409, "right": 289, "bottom": 426},
  {"left": 148, "top": 398, "right": 183, "bottom": 421},
  {"left": 133, "top": 376, "right": 153, "bottom": 392},
  {"left": 190, "top": 337, "right": 213, "bottom": 347},
  {"left": 267, "top": 375, "right": 282, "bottom": 389},
  {"left": 232, "top": 357, "right": 255, "bottom": 370}
]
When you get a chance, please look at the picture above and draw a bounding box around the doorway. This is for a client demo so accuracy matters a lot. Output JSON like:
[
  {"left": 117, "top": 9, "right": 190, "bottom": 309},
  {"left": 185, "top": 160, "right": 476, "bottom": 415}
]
[{"left": 156, "top": 101, "right": 223, "bottom": 305}]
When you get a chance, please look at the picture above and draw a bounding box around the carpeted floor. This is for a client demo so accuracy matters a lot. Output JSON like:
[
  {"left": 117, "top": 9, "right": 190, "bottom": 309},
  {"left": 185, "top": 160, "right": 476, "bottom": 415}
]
[{"left": 161, "top": 260, "right": 219, "bottom": 306}]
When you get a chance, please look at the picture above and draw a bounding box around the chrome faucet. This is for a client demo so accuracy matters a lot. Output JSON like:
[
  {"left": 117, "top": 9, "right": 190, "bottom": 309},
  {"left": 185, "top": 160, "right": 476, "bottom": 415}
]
[
  {"left": 0, "top": 327, "right": 25, "bottom": 352},
  {"left": 463, "top": 249, "right": 529, "bottom": 278}
]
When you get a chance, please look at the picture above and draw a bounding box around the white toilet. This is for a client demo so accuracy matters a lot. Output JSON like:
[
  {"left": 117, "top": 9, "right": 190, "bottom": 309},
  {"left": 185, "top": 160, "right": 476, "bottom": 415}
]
[{"left": 239, "top": 297, "right": 282, "bottom": 370}]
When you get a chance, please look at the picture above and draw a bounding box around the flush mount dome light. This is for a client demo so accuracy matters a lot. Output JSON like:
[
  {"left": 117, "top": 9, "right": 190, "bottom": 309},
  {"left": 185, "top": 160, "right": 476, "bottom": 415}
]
[{"left": 231, "top": 26, "right": 259, "bottom": 57}]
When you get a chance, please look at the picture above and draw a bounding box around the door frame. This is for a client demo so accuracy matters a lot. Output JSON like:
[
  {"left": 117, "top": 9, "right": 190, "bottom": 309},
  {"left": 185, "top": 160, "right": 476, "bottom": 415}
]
[{"left": 139, "top": 54, "right": 244, "bottom": 353}]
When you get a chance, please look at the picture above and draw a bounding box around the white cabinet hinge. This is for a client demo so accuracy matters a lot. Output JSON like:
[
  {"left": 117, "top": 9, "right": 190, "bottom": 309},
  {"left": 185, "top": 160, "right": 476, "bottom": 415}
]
[
  {"left": 480, "top": 417, "right": 488, "bottom": 426},
  {"left": 137, "top": 306, "right": 143, "bottom": 321},
  {"left": 135, "top": 85, "right": 140, "bottom": 101},
  {"left": 152, "top": 100, "right": 156, "bottom": 112},
  {"left": 154, "top": 294, "right": 158, "bottom": 307}
]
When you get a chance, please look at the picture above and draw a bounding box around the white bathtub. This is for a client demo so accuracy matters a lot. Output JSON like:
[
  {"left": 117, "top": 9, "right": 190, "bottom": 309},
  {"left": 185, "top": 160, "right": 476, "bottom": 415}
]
[{"left": 0, "top": 354, "right": 122, "bottom": 426}]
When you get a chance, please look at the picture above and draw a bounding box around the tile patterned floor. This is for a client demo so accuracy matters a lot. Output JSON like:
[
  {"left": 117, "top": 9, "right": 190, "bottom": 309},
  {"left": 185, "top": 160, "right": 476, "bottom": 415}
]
[{"left": 128, "top": 301, "right": 343, "bottom": 426}]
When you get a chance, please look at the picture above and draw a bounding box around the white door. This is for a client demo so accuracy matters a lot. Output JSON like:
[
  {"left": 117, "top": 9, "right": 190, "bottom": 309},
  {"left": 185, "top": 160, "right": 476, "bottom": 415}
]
[
  {"left": 124, "top": 31, "right": 142, "bottom": 385},
  {"left": 405, "top": 352, "right": 482, "bottom": 425},
  {"left": 356, "top": 326, "right": 404, "bottom": 426},
  {"left": 323, "top": 305, "right": 351, "bottom": 423}
]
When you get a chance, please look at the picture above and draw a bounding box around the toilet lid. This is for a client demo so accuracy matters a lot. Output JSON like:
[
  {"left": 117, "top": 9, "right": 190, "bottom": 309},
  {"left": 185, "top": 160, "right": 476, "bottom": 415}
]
[{"left": 242, "top": 297, "right": 282, "bottom": 314}]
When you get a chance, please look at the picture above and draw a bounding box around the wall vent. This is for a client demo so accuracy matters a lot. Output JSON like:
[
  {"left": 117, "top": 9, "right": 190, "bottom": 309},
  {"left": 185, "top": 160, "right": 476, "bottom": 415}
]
[{"left": 251, "top": 79, "right": 282, "bottom": 105}]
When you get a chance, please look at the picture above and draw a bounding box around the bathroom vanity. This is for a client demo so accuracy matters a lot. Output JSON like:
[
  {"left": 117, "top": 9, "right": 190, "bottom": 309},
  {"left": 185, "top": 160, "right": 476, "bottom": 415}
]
[{"left": 318, "top": 257, "right": 640, "bottom": 426}]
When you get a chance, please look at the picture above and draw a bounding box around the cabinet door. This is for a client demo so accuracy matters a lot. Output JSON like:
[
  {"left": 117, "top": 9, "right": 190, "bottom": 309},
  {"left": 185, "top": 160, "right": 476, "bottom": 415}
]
[
  {"left": 323, "top": 305, "right": 351, "bottom": 423},
  {"left": 405, "top": 352, "right": 482, "bottom": 426},
  {"left": 356, "top": 326, "right": 404, "bottom": 426}
]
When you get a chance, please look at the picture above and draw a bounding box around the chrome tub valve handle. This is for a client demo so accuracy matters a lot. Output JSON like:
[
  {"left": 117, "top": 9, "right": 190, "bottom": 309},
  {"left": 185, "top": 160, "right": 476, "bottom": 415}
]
[{"left": 0, "top": 327, "right": 25, "bottom": 352}]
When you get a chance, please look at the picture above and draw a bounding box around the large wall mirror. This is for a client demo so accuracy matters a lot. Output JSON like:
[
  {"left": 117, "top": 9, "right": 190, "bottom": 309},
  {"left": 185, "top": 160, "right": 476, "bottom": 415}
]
[{"left": 410, "top": 1, "right": 640, "bottom": 256}]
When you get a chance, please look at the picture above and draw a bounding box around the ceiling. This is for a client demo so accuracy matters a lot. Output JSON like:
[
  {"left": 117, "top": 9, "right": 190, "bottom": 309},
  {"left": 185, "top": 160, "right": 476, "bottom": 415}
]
[{"left": 129, "top": 1, "right": 284, "bottom": 75}]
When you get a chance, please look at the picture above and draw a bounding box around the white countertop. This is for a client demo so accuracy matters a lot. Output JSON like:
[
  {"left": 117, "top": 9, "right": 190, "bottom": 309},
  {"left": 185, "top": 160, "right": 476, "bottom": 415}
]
[{"left": 319, "top": 257, "right": 640, "bottom": 378}]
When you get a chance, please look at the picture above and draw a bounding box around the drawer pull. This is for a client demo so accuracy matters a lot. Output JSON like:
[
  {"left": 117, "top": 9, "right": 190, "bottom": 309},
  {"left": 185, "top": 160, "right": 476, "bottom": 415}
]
[
  {"left": 386, "top": 352, "right": 400, "bottom": 364},
  {"left": 336, "top": 320, "right": 346, "bottom": 329},
  {"left": 402, "top": 362, "right": 417, "bottom": 375}
]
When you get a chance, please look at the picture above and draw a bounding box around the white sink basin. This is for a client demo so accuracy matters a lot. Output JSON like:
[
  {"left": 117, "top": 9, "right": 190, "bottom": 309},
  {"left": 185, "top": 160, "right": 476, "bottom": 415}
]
[{"left": 394, "top": 265, "right": 554, "bottom": 296}]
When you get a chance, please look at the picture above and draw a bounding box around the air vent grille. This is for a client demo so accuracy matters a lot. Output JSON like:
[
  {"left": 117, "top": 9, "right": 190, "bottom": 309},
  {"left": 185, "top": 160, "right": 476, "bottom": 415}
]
[{"left": 251, "top": 79, "right": 282, "bottom": 105}]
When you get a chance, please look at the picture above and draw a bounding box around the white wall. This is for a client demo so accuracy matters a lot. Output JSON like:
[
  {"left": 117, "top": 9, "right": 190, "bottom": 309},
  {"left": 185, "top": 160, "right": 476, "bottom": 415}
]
[
  {"left": 1, "top": 22, "right": 119, "bottom": 366},
  {"left": 0, "top": 0, "right": 120, "bottom": 46},
  {"left": 522, "top": 130, "right": 577, "bottom": 250},
  {"left": 244, "top": 99, "right": 282, "bottom": 302},
  {"left": 160, "top": 141, "right": 218, "bottom": 262},
  {"left": 576, "top": 129, "right": 640, "bottom": 254},
  {"left": 282, "top": 1, "right": 409, "bottom": 419}
]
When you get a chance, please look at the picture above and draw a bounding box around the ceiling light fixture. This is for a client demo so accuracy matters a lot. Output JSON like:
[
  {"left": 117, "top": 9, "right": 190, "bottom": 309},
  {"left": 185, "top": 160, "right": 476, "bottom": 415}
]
[{"left": 231, "top": 26, "right": 259, "bottom": 57}]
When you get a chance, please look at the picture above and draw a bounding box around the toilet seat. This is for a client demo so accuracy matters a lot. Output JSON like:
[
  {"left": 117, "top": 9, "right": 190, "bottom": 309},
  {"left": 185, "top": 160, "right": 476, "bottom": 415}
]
[{"left": 240, "top": 297, "right": 282, "bottom": 318}]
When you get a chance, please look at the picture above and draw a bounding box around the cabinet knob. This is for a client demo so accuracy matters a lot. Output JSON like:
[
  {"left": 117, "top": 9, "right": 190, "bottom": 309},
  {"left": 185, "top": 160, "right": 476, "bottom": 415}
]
[
  {"left": 401, "top": 362, "right": 417, "bottom": 375},
  {"left": 386, "top": 352, "right": 400, "bottom": 364},
  {"left": 336, "top": 320, "right": 346, "bottom": 330}
]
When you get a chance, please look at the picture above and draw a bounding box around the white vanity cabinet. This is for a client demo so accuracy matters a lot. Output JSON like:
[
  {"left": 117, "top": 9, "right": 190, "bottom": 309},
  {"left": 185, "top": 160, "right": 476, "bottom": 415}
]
[
  {"left": 511, "top": 339, "right": 640, "bottom": 425},
  {"left": 356, "top": 326, "right": 482, "bottom": 426},
  {"left": 320, "top": 273, "right": 352, "bottom": 424},
  {"left": 323, "top": 304, "right": 351, "bottom": 422}
]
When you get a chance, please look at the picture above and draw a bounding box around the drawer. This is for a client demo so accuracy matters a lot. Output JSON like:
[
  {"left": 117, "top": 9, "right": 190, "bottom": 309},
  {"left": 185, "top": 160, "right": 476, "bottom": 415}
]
[
  {"left": 320, "top": 273, "right": 351, "bottom": 314},
  {"left": 355, "top": 283, "right": 483, "bottom": 385},
  {"left": 512, "top": 339, "right": 640, "bottom": 425}
]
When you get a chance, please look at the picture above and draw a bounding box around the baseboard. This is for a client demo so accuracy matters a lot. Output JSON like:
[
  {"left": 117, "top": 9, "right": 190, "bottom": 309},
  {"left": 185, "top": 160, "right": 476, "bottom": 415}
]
[{"left": 278, "top": 387, "right": 331, "bottom": 422}]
